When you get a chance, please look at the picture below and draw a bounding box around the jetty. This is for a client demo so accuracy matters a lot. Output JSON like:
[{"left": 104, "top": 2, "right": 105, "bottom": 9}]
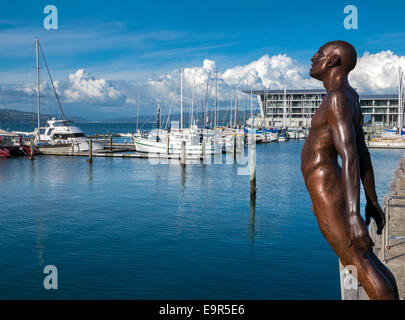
[
  {"left": 366, "top": 139, "right": 405, "bottom": 149},
  {"left": 340, "top": 153, "right": 405, "bottom": 300},
  {"left": 36, "top": 142, "right": 203, "bottom": 160}
]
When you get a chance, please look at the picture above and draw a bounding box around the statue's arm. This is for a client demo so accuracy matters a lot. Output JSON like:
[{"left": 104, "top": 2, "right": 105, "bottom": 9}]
[
  {"left": 327, "top": 91, "right": 374, "bottom": 253},
  {"left": 355, "top": 106, "right": 386, "bottom": 234}
]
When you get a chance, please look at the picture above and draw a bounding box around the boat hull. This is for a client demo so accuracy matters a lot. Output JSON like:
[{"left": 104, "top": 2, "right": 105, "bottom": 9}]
[{"left": 134, "top": 138, "right": 222, "bottom": 155}]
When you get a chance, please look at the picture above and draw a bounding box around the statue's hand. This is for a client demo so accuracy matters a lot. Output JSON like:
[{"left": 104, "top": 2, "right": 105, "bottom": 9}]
[
  {"left": 348, "top": 214, "right": 374, "bottom": 253},
  {"left": 365, "top": 200, "right": 386, "bottom": 235}
]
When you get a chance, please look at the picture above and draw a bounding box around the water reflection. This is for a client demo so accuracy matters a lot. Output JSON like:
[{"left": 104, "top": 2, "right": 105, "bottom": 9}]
[
  {"left": 249, "top": 195, "right": 256, "bottom": 244},
  {"left": 180, "top": 165, "right": 187, "bottom": 189},
  {"left": 87, "top": 162, "right": 94, "bottom": 185}
]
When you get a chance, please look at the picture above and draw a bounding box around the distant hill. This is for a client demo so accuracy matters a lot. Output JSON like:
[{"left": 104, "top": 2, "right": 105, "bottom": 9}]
[{"left": 0, "top": 108, "right": 87, "bottom": 124}]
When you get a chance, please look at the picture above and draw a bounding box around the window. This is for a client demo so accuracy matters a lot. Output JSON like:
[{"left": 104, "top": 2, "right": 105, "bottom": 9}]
[{"left": 52, "top": 133, "right": 85, "bottom": 139}]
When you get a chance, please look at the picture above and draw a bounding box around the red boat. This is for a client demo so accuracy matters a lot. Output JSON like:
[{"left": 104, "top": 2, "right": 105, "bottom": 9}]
[
  {"left": 0, "top": 131, "right": 38, "bottom": 158},
  {"left": 0, "top": 146, "right": 27, "bottom": 157}
]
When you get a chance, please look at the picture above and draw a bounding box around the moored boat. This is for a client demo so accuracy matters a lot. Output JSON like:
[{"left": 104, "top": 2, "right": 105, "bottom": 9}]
[{"left": 34, "top": 118, "right": 108, "bottom": 152}]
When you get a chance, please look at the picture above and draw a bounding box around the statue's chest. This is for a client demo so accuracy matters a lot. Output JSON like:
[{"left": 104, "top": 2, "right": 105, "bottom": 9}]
[{"left": 311, "top": 102, "right": 328, "bottom": 129}]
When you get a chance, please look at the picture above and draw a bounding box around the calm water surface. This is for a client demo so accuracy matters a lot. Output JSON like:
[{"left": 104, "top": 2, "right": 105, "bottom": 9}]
[{"left": 0, "top": 124, "right": 402, "bottom": 299}]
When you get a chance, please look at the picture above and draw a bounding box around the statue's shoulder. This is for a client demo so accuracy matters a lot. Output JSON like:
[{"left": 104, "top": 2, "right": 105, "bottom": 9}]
[{"left": 324, "top": 90, "right": 353, "bottom": 121}]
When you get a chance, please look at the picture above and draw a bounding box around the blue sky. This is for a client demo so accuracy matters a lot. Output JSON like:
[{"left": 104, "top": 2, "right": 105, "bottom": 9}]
[{"left": 1, "top": 0, "right": 405, "bottom": 120}]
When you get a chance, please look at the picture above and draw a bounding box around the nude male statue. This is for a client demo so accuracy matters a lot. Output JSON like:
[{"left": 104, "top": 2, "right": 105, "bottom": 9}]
[{"left": 301, "top": 41, "right": 399, "bottom": 300}]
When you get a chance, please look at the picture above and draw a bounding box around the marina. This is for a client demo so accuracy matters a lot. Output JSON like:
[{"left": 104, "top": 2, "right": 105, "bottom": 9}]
[
  {"left": 1, "top": 6, "right": 405, "bottom": 302},
  {"left": 0, "top": 138, "right": 402, "bottom": 299}
]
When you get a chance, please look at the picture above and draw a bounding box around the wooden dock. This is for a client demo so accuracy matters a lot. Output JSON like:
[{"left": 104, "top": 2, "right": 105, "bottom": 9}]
[
  {"left": 340, "top": 154, "right": 405, "bottom": 300},
  {"left": 37, "top": 143, "right": 203, "bottom": 160},
  {"left": 367, "top": 141, "right": 405, "bottom": 149}
]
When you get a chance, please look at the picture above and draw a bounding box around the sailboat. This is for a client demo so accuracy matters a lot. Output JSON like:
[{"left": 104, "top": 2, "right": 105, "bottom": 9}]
[
  {"left": 32, "top": 38, "right": 107, "bottom": 152},
  {"left": 133, "top": 67, "right": 222, "bottom": 155}
]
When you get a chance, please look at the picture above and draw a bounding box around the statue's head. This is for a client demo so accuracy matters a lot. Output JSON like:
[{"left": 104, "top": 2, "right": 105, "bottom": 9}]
[{"left": 310, "top": 40, "right": 357, "bottom": 81}]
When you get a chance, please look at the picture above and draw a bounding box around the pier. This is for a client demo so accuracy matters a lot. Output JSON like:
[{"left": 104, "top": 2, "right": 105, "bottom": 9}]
[
  {"left": 36, "top": 142, "right": 203, "bottom": 160},
  {"left": 340, "top": 153, "right": 405, "bottom": 300}
]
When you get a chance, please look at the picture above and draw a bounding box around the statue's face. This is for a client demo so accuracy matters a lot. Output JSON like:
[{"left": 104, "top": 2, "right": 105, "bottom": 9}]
[{"left": 310, "top": 47, "right": 329, "bottom": 80}]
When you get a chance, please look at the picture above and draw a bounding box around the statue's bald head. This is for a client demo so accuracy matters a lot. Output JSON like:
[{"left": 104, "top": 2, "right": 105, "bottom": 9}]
[
  {"left": 321, "top": 40, "right": 357, "bottom": 72},
  {"left": 310, "top": 40, "right": 357, "bottom": 80}
]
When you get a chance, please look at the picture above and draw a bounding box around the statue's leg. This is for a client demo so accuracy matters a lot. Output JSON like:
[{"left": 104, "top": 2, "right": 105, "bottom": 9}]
[
  {"left": 307, "top": 174, "right": 398, "bottom": 300},
  {"left": 368, "top": 252, "right": 399, "bottom": 299}
]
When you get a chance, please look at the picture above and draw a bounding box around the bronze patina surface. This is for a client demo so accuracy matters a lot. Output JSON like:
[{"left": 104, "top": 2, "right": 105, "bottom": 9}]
[{"left": 301, "top": 41, "right": 399, "bottom": 300}]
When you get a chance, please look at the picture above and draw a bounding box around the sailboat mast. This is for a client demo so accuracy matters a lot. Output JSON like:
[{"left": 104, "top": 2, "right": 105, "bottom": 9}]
[
  {"left": 229, "top": 88, "right": 233, "bottom": 127},
  {"left": 180, "top": 67, "right": 183, "bottom": 130},
  {"left": 250, "top": 85, "right": 253, "bottom": 126},
  {"left": 191, "top": 76, "right": 195, "bottom": 126},
  {"left": 157, "top": 104, "right": 161, "bottom": 130},
  {"left": 136, "top": 89, "right": 140, "bottom": 132},
  {"left": 204, "top": 72, "right": 210, "bottom": 128},
  {"left": 35, "top": 38, "right": 41, "bottom": 140},
  {"left": 214, "top": 71, "right": 218, "bottom": 128},
  {"left": 243, "top": 92, "right": 246, "bottom": 126},
  {"left": 234, "top": 85, "right": 239, "bottom": 128},
  {"left": 399, "top": 68, "right": 403, "bottom": 132}
]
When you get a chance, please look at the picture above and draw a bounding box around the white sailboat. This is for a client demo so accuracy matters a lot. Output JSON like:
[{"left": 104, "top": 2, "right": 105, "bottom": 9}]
[{"left": 134, "top": 68, "right": 222, "bottom": 155}]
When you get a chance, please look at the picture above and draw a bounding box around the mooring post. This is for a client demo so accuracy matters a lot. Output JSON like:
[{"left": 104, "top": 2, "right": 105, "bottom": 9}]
[
  {"left": 30, "top": 138, "right": 34, "bottom": 160},
  {"left": 167, "top": 136, "right": 170, "bottom": 155},
  {"left": 250, "top": 133, "right": 257, "bottom": 196},
  {"left": 88, "top": 139, "right": 93, "bottom": 163},
  {"left": 201, "top": 137, "right": 205, "bottom": 159},
  {"left": 233, "top": 134, "right": 237, "bottom": 160},
  {"left": 181, "top": 141, "right": 186, "bottom": 166},
  {"left": 109, "top": 134, "right": 113, "bottom": 151}
]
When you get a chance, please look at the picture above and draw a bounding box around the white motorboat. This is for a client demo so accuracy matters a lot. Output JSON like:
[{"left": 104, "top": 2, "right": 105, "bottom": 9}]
[
  {"left": 286, "top": 128, "right": 298, "bottom": 139},
  {"left": 35, "top": 118, "right": 107, "bottom": 152}
]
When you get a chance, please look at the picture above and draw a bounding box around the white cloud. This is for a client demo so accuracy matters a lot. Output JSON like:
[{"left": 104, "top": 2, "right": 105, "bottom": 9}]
[
  {"left": 19, "top": 69, "right": 127, "bottom": 107},
  {"left": 3, "top": 51, "right": 405, "bottom": 119},
  {"left": 221, "top": 54, "right": 320, "bottom": 89},
  {"left": 63, "top": 69, "right": 126, "bottom": 105},
  {"left": 350, "top": 51, "right": 405, "bottom": 93},
  {"left": 141, "top": 51, "right": 405, "bottom": 107}
]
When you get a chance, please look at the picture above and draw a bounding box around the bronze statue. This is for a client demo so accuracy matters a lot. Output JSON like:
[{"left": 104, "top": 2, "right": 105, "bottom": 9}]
[{"left": 301, "top": 41, "right": 399, "bottom": 300}]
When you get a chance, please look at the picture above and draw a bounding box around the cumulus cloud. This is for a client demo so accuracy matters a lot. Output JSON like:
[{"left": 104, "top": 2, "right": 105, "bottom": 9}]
[
  {"left": 141, "top": 51, "right": 405, "bottom": 108},
  {"left": 350, "top": 51, "right": 405, "bottom": 93},
  {"left": 138, "top": 55, "right": 322, "bottom": 110},
  {"left": 19, "top": 69, "right": 127, "bottom": 108},
  {"left": 63, "top": 69, "right": 126, "bottom": 105},
  {"left": 3, "top": 51, "right": 405, "bottom": 119},
  {"left": 221, "top": 54, "right": 319, "bottom": 89}
]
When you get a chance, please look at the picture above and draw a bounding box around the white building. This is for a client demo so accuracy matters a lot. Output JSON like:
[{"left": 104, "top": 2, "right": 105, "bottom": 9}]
[{"left": 245, "top": 89, "right": 402, "bottom": 128}]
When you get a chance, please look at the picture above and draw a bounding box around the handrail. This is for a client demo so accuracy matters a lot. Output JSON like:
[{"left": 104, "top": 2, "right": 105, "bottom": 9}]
[{"left": 382, "top": 193, "right": 405, "bottom": 262}]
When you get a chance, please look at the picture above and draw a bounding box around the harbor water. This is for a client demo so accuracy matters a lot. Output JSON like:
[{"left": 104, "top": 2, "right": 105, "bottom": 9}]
[{"left": 0, "top": 123, "right": 402, "bottom": 299}]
